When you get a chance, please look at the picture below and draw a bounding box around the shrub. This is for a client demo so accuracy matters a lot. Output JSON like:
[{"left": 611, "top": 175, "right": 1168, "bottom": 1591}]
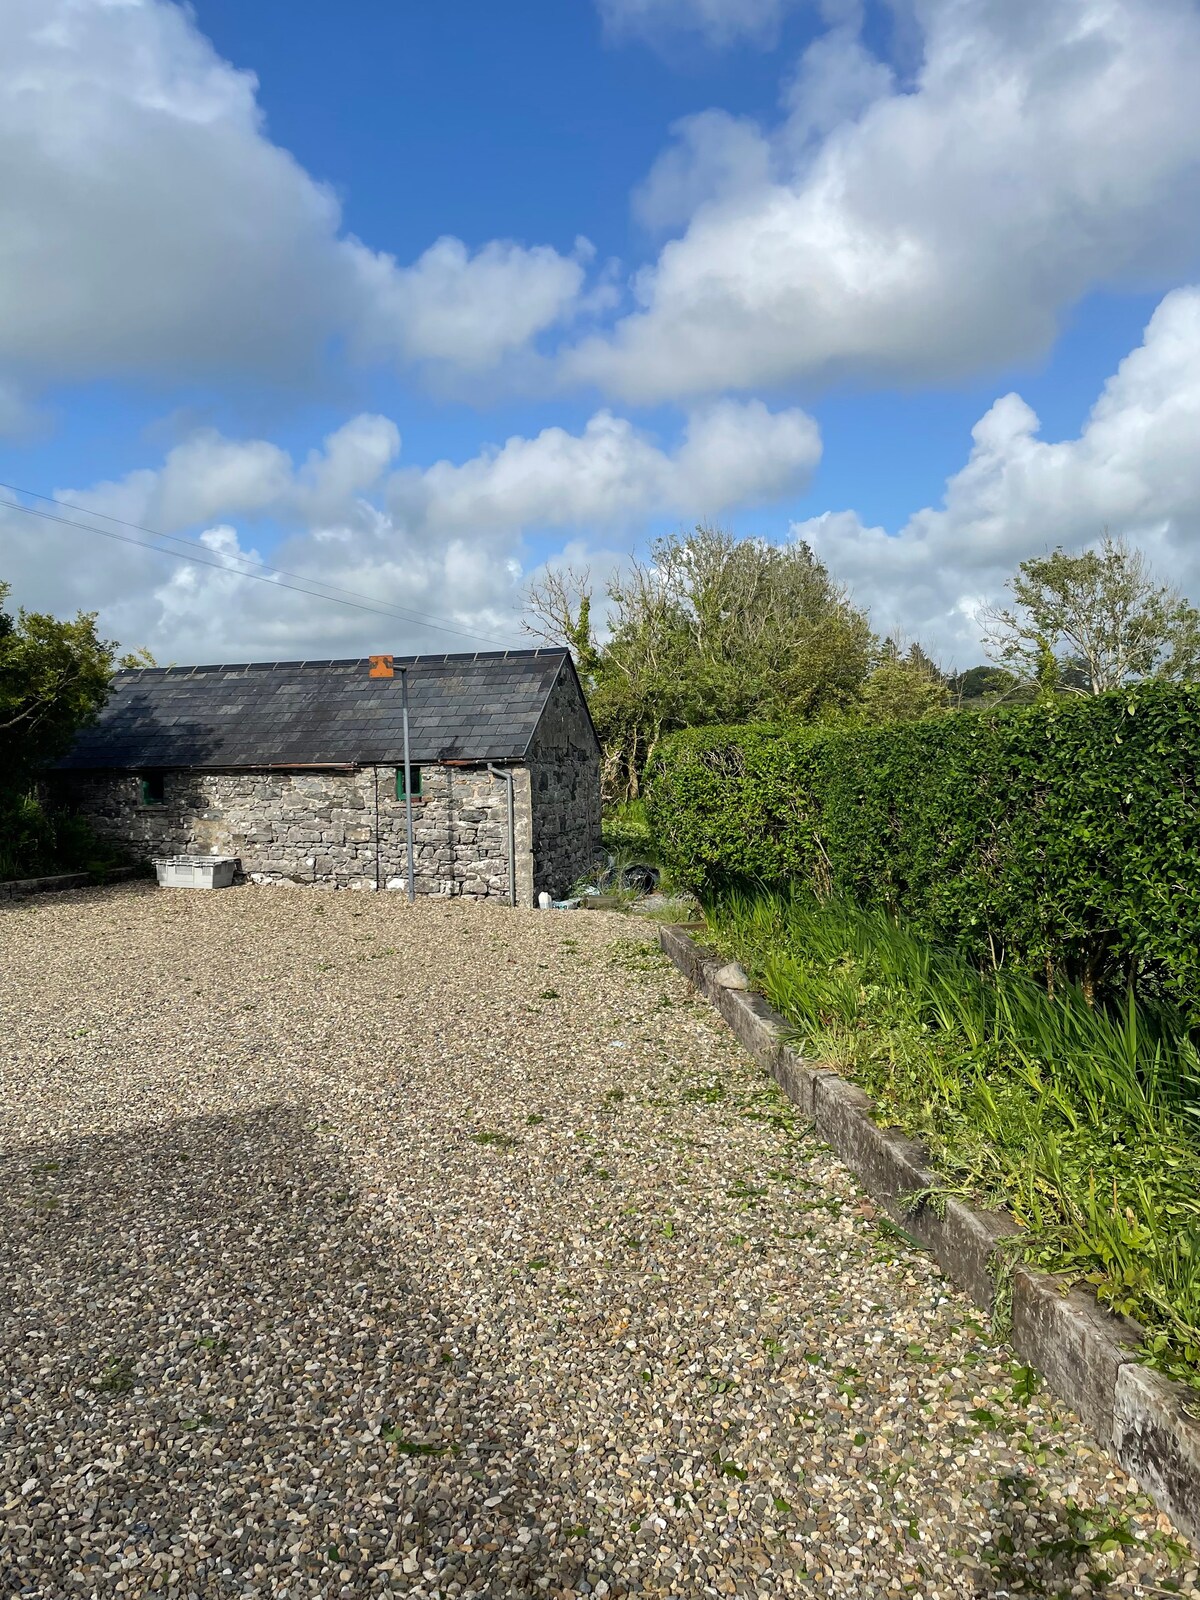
[
  {"left": 601, "top": 799, "right": 656, "bottom": 860},
  {"left": 646, "top": 684, "right": 1200, "bottom": 1014},
  {"left": 0, "top": 792, "right": 131, "bottom": 883}
]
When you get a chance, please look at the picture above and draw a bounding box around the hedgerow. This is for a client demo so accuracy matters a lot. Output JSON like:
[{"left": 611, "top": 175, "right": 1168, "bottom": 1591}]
[{"left": 645, "top": 684, "right": 1200, "bottom": 1013}]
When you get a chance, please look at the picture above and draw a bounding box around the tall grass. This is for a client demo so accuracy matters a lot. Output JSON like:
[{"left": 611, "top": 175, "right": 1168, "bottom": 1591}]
[
  {"left": 708, "top": 888, "right": 1200, "bottom": 1386},
  {"left": 601, "top": 799, "right": 656, "bottom": 860}
]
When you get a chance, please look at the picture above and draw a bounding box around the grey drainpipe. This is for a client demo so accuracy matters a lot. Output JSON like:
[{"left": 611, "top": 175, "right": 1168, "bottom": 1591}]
[{"left": 487, "top": 765, "right": 516, "bottom": 908}]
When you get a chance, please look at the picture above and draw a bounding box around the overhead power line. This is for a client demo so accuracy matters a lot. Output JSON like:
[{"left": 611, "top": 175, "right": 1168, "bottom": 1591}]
[{"left": 0, "top": 484, "right": 514, "bottom": 651}]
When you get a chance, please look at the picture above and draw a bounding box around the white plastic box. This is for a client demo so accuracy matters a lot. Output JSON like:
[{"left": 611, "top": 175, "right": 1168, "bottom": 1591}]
[{"left": 153, "top": 856, "right": 239, "bottom": 889}]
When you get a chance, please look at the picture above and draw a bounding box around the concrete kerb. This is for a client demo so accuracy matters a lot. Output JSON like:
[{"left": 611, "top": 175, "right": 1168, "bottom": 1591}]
[
  {"left": 0, "top": 866, "right": 140, "bottom": 902},
  {"left": 658, "top": 921, "right": 1200, "bottom": 1548}
]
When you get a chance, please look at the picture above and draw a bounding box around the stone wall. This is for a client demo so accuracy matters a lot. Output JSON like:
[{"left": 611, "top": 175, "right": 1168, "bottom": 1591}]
[
  {"left": 52, "top": 764, "right": 536, "bottom": 902},
  {"left": 526, "top": 665, "right": 603, "bottom": 899}
]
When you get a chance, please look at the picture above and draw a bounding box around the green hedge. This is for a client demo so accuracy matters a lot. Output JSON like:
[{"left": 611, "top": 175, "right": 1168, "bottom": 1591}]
[{"left": 645, "top": 684, "right": 1200, "bottom": 1011}]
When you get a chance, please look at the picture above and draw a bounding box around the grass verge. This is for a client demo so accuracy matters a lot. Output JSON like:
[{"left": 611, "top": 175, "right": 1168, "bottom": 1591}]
[{"left": 706, "top": 888, "right": 1200, "bottom": 1388}]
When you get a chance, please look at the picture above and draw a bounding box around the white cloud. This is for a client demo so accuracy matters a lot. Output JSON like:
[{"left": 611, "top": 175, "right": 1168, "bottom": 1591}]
[
  {"left": 570, "top": 0, "right": 1200, "bottom": 402},
  {"left": 349, "top": 237, "right": 589, "bottom": 372},
  {"left": 393, "top": 399, "right": 820, "bottom": 538},
  {"left": 597, "top": 0, "right": 799, "bottom": 48},
  {"left": 0, "top": 0, "right": 584, "bottom": 403},
  {"left": 793, "top": 285, "right": 1200, "bottom": 664},
  {"left": 3, "top": 399, "right": 819, "bottom": 661},
  {"left": 778, "top": 23, "right": 893, "bottom": 148},
  {"left": 633, "top": 112, "right": 772, "bottom": 233}
]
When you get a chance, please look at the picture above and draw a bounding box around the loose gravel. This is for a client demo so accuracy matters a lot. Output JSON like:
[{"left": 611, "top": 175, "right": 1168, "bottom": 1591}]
[{"left": 1, "top": 883, "right": 1195, "bottom": 1600}]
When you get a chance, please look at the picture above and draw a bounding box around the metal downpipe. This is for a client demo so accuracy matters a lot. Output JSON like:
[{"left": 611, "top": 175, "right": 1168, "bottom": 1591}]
[{"left": 487, "top": 765, "right": 516, "bottom": 907}]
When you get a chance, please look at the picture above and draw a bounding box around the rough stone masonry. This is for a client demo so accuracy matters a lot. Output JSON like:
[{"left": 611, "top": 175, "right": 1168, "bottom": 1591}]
[{"left": 52, "top": 649, "right": 603, "bottom": 905}]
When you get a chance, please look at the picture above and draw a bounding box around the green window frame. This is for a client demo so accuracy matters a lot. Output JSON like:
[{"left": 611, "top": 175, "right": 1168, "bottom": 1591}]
[
  {"left": 140, "top": 772, "right": 166, "bottom": 806},
  {"left": 396, "top": 764, "right": 422, "bottom": 799}
]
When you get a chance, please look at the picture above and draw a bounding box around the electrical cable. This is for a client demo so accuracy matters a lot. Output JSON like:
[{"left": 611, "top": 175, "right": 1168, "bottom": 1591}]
[{"left": 0, "top": 486, "right": 515, "bottom": 651}]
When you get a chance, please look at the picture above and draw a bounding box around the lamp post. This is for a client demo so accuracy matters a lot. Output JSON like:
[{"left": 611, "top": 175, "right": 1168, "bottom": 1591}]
[{"left": 368, "top": 654, "right": 415, "bottom": 904}]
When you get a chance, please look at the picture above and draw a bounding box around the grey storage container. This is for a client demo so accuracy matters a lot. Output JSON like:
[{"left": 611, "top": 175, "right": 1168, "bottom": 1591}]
[{"left": 153, "top": 856, "right": 238, "bottom": 889}]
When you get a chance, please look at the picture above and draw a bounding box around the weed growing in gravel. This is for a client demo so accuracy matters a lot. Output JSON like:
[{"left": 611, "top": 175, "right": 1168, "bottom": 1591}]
[
  {"left": 94, "top": 1356, "right": 136, "bottom": 1395},
  {"left": 470, "top": 1130, "right": 519, "bottom": 1149},
  {"left": 682, "top": 1077, "right": 725, "bottom": 1104},
  {"left": 608, "top": 939, "right": 664, "bottom": 975},
  {"left": 709, "top": 888, "right": 1200, "bottom": 1386},
  {"left": 1011, "top": 1363, "right": 1039, "bottom": 1403},
  {"left": 380, "top": 1426, "right": 450, "bottom": 1456},
  {"left": 978, "top": 1475, "right": 1188, "bottom": 1595},
  {"left": 870, "top": 1216, "right": 924, "bottom": 1259}
]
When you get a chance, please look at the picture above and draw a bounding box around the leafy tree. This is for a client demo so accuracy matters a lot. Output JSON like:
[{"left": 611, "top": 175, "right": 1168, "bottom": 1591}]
[
  {"left": 859, "top": 643, "right": 951, "bottom": 724},
  {"left": 526, "top": 527, "right": 874, "bottom": 799},
  {"left": 980, "top": 536, "right": 1200, "bottom": 696},
  {"left": 949, "top": 664, "right": 1022, "bottom": 705},
  {"left": 117, "top": 646, "right": 158, "bottom": 670},
  {"left": 0, "top": 581, "right": 115, "bottom": 790}
]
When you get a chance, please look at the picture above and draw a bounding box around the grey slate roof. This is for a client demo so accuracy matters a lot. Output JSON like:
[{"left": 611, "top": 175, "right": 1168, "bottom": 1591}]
[{"left": 58, "top": 650, "right": 582, "bottom": 770}]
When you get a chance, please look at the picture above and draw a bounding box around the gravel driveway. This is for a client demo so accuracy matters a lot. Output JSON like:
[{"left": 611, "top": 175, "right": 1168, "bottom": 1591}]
[{"left": 1, "top": 883, "right": 1195, "bottom": 1600}]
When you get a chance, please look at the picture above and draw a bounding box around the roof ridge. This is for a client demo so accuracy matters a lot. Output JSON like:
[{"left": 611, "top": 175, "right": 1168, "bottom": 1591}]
[{"left": 115, "top": 647, "right": 567, "bottom": 678}]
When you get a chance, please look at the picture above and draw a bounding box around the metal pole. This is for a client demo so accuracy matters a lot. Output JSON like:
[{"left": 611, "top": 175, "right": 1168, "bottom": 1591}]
[
  {"left": 400, "top": 666, "right": 415, "bottom": 904},
  {"left": 487, "top": 764, "right": 516, "bottom": 908},
  {"left": 373, "top": 765, "right": 381, "bottom": 892}
]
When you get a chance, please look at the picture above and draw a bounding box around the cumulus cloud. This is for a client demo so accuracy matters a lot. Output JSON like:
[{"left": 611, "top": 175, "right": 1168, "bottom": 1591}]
[
  {"left": 3, "top": 399, "right": 820, "bottom": 661},
  {"left": 596, "top": 0, "right": 799, "bottom": 48},
  {"left": 633, "top": 112, "right": 772, "bottom": 233},
  {"left": 793, "top": 286, "right": 1200, "bottom": 664},
  {"left": 349, "top": 237, "right": 589, "bottom": 372},
  {"left": 569, "top": 0, "right": 1200, "bottom": 402},
  {"left": 393, "top": 399, "right": 820, "bottom": 538},
  {"left": 0, "top": 0, "right": 584, "bottom": 405}
]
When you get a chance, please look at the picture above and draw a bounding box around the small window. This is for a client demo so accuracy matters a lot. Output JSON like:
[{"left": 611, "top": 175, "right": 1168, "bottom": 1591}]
[
  {"left": 140, "top": 772, "right": 166, "bottom": 806},
  {"left": 396, "top": 765, "right": 422, "bottom": 799}
]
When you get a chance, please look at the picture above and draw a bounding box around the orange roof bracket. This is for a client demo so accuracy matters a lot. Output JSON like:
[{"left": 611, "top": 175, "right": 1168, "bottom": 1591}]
[{"left": 368, "top": 654, "right": 394, "bottom": 678}]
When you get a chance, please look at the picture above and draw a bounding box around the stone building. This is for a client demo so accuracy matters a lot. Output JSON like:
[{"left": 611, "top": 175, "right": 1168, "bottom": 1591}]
[{"left": 53, "top": 650, "right": 602, "bottom": 904}]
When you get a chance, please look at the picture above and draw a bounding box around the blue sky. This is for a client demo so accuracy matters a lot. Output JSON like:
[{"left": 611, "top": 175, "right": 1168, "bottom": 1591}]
[{"left": 2, "top": 0, "right": 1200, "bottom": 668}]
